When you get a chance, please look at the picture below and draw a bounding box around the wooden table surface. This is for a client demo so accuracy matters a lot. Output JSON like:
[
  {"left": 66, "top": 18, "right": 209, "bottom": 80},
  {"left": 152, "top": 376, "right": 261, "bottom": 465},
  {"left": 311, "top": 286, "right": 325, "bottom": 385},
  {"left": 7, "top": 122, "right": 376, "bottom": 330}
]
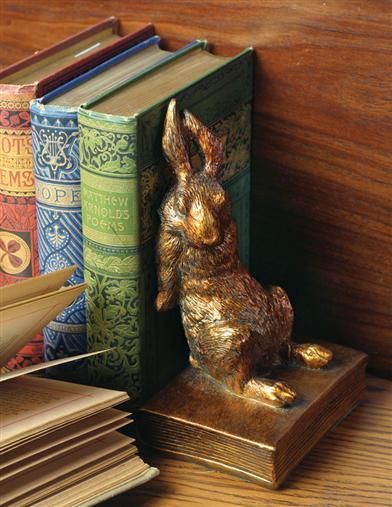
[{"left": 105, "top": 375, "right": 391, "bottom": 506}]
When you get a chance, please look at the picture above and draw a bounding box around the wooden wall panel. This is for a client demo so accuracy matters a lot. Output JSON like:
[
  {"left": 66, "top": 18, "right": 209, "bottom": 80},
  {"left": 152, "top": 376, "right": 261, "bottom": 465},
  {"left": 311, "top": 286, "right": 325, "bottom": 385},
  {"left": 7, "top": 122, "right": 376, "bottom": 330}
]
[{"left": 1, "top": 1, "right": 390, "bottom": 376}]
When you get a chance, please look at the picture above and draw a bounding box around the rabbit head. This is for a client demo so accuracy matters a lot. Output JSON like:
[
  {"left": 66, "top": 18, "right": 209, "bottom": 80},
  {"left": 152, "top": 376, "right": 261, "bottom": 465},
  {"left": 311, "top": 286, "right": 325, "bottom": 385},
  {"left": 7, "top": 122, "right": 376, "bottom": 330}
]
[{"left": 160, "top": 99, "right": 231, "bottom": 249}]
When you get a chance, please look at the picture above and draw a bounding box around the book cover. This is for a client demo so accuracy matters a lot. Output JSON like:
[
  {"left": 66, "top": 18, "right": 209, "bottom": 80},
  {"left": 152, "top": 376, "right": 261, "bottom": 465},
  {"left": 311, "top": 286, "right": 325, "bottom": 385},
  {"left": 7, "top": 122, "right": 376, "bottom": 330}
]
[
  {"left": 30, "top": 37, "right": 202, "bottom": 376},
  {"left": 0, "top": 18, "right": 155, "bottom": 369},
  {"left": 78, "top": 46, "right": 253, "bottom": 404}
]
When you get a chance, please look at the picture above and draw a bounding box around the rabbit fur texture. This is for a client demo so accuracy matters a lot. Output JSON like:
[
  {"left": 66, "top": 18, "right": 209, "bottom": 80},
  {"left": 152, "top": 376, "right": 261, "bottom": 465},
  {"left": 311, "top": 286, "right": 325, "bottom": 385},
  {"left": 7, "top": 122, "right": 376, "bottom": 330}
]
[{"left": 156, "top": 99, "right": 332, "bottom": 408}]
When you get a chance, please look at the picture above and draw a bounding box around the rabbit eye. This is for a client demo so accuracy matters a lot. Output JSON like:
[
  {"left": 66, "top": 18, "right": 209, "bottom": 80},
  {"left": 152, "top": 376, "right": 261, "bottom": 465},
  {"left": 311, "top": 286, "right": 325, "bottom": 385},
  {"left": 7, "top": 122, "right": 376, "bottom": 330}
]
[{"left": 176, "top": 199, "right": 187, "bottom": 216}]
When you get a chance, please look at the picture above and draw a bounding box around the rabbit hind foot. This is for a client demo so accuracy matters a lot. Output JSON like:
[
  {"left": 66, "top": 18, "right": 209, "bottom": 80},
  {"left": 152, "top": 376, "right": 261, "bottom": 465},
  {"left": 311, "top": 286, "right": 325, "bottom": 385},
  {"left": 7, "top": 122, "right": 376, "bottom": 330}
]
[
  {"left": 242, "top": 378, "right": 296, "bottom": 407},
  {"left": 289, "top": 343, "right": 333, "bottom": 369}
]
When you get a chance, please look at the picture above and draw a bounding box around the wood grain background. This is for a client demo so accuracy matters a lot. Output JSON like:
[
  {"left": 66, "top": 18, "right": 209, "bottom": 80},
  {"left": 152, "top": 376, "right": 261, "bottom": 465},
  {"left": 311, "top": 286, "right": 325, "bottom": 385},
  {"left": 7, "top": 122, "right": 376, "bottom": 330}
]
[{"left": 1, "top": 0, "right": 391, "bottom": 376}]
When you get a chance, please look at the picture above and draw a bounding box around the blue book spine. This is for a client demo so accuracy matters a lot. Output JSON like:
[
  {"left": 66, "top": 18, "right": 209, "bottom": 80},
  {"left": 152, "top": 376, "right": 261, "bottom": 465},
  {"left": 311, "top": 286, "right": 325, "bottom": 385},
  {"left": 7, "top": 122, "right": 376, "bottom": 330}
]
[{"left": 31, "top": 107, "right": 86, "bottom": 370}]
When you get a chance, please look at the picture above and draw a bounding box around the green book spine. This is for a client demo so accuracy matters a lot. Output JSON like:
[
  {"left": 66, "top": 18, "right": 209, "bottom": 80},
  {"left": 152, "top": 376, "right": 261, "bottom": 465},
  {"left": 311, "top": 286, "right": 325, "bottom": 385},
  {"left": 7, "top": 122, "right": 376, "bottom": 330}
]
[
  {"left": 79, "top": 114, "right": 143, "bottom": 400},
  {"left": 79, "top": 49, "right": 253, "bottom": 404}
]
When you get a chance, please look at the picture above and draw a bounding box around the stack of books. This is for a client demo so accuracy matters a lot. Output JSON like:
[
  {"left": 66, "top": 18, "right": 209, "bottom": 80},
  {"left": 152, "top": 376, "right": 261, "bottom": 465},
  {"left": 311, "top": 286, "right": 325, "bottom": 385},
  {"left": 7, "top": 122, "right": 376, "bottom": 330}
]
[
  {"left": 0, "top": 268, "right": 158, "bottom": 505},
  {"left": 1, "top": 377, "right": 158, "bottom": 506},
  {"left": 0, "top": 16, "right": 253, "bottom": 405},
  {"left": 0, "top": 17, "right": 156, "bottom": 370}
]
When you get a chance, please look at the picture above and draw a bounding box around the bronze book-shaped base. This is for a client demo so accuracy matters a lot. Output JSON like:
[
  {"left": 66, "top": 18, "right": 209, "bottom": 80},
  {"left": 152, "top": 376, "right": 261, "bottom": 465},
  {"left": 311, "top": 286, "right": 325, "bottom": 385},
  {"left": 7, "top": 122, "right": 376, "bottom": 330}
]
[{"left": 138, "top": 341, "right": 366, "bottom": 488}]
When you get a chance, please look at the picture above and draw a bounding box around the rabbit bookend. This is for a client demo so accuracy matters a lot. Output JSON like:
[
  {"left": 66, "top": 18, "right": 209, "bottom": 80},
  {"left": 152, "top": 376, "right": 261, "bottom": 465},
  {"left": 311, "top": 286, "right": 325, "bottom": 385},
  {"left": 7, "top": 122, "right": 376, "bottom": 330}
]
[
  {"left": 155, "top": 99, "right": 332, "bottom": 408},
  {"left": 139, "top": 99, "right": 367, "bottom": 488}
]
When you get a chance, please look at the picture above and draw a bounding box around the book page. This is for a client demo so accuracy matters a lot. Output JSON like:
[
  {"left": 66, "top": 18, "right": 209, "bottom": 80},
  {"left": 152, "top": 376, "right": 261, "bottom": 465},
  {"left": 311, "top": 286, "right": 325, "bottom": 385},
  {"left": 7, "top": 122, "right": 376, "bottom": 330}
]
[
  {"left": 0, "top": 282, "right": 85, "bottom": 366},
  {"left": 0, "top": 266, "right": 76, "bottom": 309},
  {"left": 0, "top": 408, "right": 130, "bottom": 469},
  {"left": 0, "top": 376, "right": 129, "bottom": 449},
  {"left": 1, "top": 432, "right": 135, "bottom": 505},
  {"left": 34, "top": 459, "right": 158, "bottom": 507},
  {"left": 2, "top": 418, "right": 131, "bottom": 480},
  {"left": 0, "top": 349, "right": 109, "bottom": 382}
]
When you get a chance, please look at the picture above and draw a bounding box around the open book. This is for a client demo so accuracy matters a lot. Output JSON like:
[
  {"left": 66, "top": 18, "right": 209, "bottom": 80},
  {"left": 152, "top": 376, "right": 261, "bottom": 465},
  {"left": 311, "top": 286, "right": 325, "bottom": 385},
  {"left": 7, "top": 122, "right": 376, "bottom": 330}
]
[
  {"left": 0, "top": 267, "right": 159, "bottom": 506},
  {"left": 0, "top": 266, "right": 90, "bottom": 376}
]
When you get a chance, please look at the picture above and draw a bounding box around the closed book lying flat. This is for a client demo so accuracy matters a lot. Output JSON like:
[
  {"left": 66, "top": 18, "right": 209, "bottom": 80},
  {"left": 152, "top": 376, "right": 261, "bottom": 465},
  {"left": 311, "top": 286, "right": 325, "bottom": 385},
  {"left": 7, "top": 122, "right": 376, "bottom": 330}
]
[
  {"left": 29, "top": 37, "right": 202, "bottom": 380},
  {"left": 0, "top": 17, "right": 154, "bottom": 369},
  {"left": 78, "top": 44, "right": 253, "bottom": 404}
]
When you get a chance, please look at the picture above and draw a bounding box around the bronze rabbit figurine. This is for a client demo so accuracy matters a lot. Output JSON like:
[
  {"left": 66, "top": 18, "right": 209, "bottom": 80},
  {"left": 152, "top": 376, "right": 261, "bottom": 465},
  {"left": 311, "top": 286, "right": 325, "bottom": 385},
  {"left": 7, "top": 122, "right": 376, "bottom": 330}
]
[{"left": 156, "top": 99, "right": 332, "bottom": 407}]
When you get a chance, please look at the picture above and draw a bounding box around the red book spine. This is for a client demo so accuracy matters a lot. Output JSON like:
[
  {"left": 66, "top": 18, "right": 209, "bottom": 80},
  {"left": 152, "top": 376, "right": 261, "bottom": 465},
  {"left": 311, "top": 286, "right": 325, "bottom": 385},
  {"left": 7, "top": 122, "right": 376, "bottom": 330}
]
[{"left": 0, "top": 84, "right": 43, "bottom": 368}]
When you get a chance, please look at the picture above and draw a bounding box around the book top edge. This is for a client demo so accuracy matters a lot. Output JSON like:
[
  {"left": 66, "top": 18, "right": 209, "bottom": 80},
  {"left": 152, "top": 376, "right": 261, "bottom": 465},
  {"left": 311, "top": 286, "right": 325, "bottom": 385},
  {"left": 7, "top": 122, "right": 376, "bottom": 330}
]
[
  {"left": 30, "top": 35, "right": 162, "bottom": 114},
  {"left": 0, "top": 17, "right": 119, "bottom": 80},
  {"left": 78, "top": 46, "right": 253, "bottom": 123},
  {"left": 0, "top": 23, "right": 154, "bottom": 96}
]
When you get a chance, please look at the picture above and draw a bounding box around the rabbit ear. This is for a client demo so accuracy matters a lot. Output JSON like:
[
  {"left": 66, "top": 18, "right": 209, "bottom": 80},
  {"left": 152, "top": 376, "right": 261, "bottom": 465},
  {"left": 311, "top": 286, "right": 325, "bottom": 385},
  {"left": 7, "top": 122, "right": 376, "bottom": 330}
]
[
  {"left": 183, "top": 109, "right": 224, "bottom": 178},
  {"left": 162, "top": 99, "right": 193, "bottom": 183}
]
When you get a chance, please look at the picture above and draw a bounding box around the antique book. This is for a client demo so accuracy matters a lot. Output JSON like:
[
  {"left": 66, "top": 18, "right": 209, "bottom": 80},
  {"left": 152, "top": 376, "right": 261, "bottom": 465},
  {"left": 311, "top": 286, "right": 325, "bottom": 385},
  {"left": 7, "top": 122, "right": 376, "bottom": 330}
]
[
  {"left": 0, "top": 378, "right": 158, "bottom": 506},
  {"left": 78, "top": 44, "right": 253, "bottom": 403},
  {"left": 0, "top": 266, "right": 86, "bottom": 367},
  {"left": 0, "top": 268, "right": 158, "bottom": 505},
  {"left": 29, "top": 37, "right": 202, "bottom": 377},
  {"left": 0, "top": 266, "right": 112, "bottom": 379},
  {"left": 0, "top": 266, "right": 107, "bottom": 383},
  {"left": 0, "top": 17, "right": 154, "bottom": 369}
]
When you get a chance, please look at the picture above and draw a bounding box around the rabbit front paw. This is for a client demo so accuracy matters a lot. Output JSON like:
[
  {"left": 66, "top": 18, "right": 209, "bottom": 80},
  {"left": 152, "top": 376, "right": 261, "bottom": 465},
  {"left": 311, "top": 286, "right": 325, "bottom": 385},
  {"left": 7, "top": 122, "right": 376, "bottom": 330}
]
[
  {"left": 243, "top": 378, "right": 296, "bottom": 407},
  {"left": 155, "top": 289, "right": 178, "bottom": 311}
]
